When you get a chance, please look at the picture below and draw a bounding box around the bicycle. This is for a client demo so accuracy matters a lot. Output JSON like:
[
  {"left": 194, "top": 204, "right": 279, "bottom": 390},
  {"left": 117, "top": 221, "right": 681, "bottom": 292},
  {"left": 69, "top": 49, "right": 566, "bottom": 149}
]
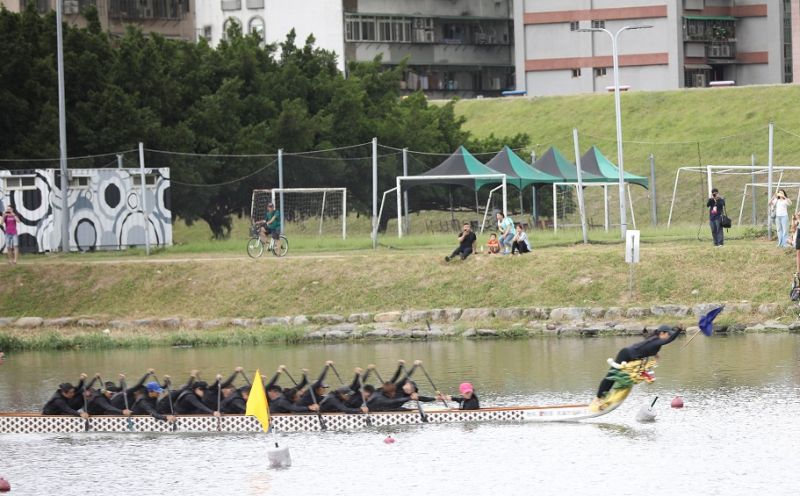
[{"left": 247, "top": 225, "right": 288, "bottom": 258}]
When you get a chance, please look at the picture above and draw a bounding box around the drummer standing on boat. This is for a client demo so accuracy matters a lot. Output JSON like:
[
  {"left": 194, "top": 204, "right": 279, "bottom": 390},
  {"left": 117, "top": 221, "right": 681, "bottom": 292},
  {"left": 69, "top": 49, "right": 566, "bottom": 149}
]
[{"left": 594, "top": 325, "right": 682, "bottom": 401}]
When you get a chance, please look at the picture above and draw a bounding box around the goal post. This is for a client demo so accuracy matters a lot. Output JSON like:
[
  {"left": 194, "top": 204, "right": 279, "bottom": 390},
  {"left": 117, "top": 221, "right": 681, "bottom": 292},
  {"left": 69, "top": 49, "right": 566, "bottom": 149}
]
[{"left": 250, "top": 188, "right": 347, "bottom": 239}]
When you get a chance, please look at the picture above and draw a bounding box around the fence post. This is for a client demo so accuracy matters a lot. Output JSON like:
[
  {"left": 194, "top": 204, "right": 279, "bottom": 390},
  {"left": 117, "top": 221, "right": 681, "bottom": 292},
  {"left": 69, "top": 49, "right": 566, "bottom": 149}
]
[
  {"left": 649, "top": 153, "right": 657, "bottom": 226},
  {"left": 767, "top": 122, "right": 774, "bottom": 240},
  {"left": 138, "top": 142, "right": 150, "bottom": 256},
  {"left": 751, "top": 154, "right": 756, "bottom": 225},
  {"left": 402, "top": 147, "right": 409, "bottom": 234},
  {"left": 278, "top": 149, "right": 284, "bottom": 233},
  {"left": 56, "top": 0, "right": 69, "bottom": 253},
  {"left": 572, "top": 128, "right": 588, "bottom": 244},
  {"left": 372, "top": 137, "right": 378, "bottom": 249}
]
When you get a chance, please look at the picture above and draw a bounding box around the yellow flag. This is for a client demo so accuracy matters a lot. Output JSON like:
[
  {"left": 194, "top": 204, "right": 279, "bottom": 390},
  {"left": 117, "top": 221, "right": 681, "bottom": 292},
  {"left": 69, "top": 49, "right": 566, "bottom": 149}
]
[{"left": 245, "top": 368, "right": 270, "bottom": 432}]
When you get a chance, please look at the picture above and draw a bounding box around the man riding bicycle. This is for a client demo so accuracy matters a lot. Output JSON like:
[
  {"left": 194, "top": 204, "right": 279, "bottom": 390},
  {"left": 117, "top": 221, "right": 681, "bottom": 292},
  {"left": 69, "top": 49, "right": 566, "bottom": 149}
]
[{"left": 255, "top": 202, "right": 282, "bottom": 253}]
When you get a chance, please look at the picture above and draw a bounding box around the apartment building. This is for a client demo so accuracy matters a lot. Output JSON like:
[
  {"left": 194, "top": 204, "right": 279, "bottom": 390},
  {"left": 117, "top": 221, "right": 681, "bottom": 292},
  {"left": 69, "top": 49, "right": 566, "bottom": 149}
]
[
  {"left": 515, "top": 0, "right": 792, "bottom": 96},
  {"left": 194, "top": 0, "right": 345, "bottom": 71},
  {"left": 343, "top": 0, "right": 516, "bottom": 98},
  {"left": 3, "top": 0, "right": 196, "bottom": 40}
]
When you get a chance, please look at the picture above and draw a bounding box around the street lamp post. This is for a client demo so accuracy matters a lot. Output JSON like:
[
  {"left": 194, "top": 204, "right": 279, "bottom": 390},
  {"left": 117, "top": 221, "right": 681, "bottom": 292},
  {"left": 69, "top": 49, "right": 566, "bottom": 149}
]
[{"left": 578, "top": 24, "right": 652, "bottom": 238}]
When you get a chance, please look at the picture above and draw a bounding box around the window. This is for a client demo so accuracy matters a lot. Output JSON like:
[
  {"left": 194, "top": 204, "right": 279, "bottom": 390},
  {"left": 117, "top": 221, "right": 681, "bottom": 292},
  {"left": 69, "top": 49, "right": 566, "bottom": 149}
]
[
  {"left": 569, "top": 21, "right": 579, "bottom": 31},
  {"left": 571, "top": 68, "right": 581, "bottom": 78},
  {"left": 594, "top": 67, "right": 607, "bottom": 77},
  {"left": 591, "top": 20, "right": 605, "bottom": 29},
  {"left": 4, "top": 176, "right": 36, "bottom": 190},
  {"left": 221, "top": 0, "right": 241, "bottom": 11},
  {"left": 248, "top": 16, "right": 265, "bottom": 40},
  {"left": 223, "top": 17, "right": 242, "bottom": 39},
  {"left": 347, "top": 15, "right": 410, "bottom": 42},
  {"left": 133, "top": 175, "right": 157, "bottom": 187},
  {"left": 69, "top": 176, "right": 90, "bottom": 188},
  {"left": 201, "top": 25, "right": 212, "bottom": 41}
]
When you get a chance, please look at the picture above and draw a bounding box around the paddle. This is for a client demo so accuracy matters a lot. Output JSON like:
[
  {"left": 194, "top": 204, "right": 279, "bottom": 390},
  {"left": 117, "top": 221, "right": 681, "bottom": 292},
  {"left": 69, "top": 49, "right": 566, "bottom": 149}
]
[
  {"left": 216, "top": 373, "right": 222, "bottom": 432},
  {"left": 359, "top": 372, "right": 373, "bottom": 427},
  {"left": 282, "top": 368, "right": 299, "bottom": 387},
  {"left": 401, "top": 364, "right": 427, "bottom": 423},
  {"left": 330, "top": 364, "right": 345, "bottom": 385},
  {"left": 150, "top": 372, "right": 176, "bottom": 432},
  {"left": 82, "top": 386, "right": 90, "bottom": 432},
  {"left": 239, "top": 370, "right": 252, "bottom": 386},
  {"left": 119, "top": 375, "right": 134, "bottom": 432},
  {"left": 307, "top": 379, "right": 327, "bottom": 431},
  {"left": 163, "top": 375, "right": 177, "bottom": 432},
  {"left": 417, "top": 361, "right": 449, "bottom": 409}
]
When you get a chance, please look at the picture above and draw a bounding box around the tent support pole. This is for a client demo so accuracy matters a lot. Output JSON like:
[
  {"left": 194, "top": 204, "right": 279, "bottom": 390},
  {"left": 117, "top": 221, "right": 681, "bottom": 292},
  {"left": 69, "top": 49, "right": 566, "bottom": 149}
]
[
  {"left": 604, "top": 185, "right": 609, "bottom": 232},
  {"left": 627, "top": 184, "right": 636, "bottom": 229},
  {"left": 553, "top": 183, "right": 558, "bottom": 233},
  {"left": 532, "top": 185, "right": 538, "bottom": 228}
]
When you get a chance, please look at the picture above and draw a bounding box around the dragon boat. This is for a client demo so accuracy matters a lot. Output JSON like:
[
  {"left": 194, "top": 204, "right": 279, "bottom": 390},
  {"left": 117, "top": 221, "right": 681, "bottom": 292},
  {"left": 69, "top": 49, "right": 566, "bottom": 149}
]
[{"left": 0, "top": 359, "right": 656, "bottom": 434}]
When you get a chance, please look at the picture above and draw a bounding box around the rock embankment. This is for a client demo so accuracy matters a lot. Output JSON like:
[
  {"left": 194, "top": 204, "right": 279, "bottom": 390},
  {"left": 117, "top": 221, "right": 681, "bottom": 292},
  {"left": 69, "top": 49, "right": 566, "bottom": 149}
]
[{"left": 3, "top": 303, "right": 799, "bottom": 341}]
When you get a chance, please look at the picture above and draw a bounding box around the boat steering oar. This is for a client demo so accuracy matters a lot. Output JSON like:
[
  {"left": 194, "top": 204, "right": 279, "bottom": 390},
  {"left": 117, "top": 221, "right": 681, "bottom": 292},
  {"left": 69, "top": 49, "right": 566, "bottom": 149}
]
[{"left": 417, "top": 361, "right": 449, "bottom": 409}]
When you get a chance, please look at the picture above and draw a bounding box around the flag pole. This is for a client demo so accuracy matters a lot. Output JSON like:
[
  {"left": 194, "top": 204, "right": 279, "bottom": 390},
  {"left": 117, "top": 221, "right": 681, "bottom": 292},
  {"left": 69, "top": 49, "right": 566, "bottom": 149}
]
[{"left": 680, "top": 329, "right": 702, "bottom": 350}]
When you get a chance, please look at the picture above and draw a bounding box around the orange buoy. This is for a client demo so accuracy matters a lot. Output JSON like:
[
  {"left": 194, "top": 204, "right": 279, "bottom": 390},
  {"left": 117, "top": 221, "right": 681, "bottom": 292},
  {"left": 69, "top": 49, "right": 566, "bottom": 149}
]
[
  {"left": 671, "top": 396, "right": 684, "bottom": 408},
  {"left": 383, "top": 436, "right": 395, "bottom": 444},
  {"left": 0, "top": 476, "right": 10, "bottom": 492}
]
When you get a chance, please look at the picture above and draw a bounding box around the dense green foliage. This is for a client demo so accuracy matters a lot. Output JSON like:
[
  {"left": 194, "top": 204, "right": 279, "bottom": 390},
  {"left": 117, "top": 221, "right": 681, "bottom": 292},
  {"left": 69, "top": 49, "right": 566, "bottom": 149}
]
[{"left": 0, "top": 7, "right": 527, "bottom": 237}]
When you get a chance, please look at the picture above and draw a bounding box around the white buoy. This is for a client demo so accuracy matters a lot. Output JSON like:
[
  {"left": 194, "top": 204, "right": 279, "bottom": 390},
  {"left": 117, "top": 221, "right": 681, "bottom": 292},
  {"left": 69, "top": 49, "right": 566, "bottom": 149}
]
[
  {"left": 267, "top": 443, "right": 292, "bottom": 469},
  {"left": 635, "top": 397, "right": 658, "bottom": 423}
]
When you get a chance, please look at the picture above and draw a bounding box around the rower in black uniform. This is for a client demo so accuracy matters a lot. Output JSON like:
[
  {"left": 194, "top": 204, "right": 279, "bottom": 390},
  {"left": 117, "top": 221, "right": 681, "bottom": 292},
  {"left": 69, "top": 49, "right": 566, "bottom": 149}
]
[
  {"left": 131, "top": 382, "right": 175, "bottom": 423},
  {"left": 268, "top": 386, "right": 319, "bottom": 414},
  {"left": 319, "top": 386, "right": 369, "bottom": 414},
  {"left": 174, "top": 381, "right": 220, "bottom": 416},
  {"left": 42, "top": 382, "right": 89, "bottom": 418}
]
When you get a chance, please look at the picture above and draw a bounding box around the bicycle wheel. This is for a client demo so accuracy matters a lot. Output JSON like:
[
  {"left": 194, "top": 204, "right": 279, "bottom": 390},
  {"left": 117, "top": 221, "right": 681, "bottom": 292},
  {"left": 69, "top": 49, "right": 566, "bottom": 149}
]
[
  {"left": 272, "top": 235, "right": 289, "bottom": 257},
  {"left": 246, "top": 237, "right": 264, "bottom": 258}
]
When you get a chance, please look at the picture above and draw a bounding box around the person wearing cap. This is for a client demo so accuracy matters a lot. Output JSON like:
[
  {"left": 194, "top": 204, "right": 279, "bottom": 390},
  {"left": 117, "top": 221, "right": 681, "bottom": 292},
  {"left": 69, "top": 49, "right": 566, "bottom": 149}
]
[
  {"left": 131, "top": 382, "right": 175, "bottom": 423},
  {"left": 110, "top": 370, "right": 155, "bottom": 411},
  {"left": 296, "top": 362, "right": 332, "bottom": 408},
  {"left": 319, "top": 386, "right": 369, "bottom": 414},
  {"left": 441, "top": 383, "right": 480, "bottom": 410},
  {"left": 84, "top": 376, "right": 131, "bottom": 416},
  {"left": 255, "top": 202, "right": 282, "bottom": 253},
  {"left": 594, "top": 324, "right": 683, "bottom": 401},
  {"left": 174, "top": 381, "right": 220, "bottom": 416},
  {"left": 157, "top": 371, "right": 197, "bottom": 414},
  {"left": 42, "top": 382, "right": 89, "bottom": 418},
  {"left": 267, "top": 386, "right": 319, "bottom": 414}
]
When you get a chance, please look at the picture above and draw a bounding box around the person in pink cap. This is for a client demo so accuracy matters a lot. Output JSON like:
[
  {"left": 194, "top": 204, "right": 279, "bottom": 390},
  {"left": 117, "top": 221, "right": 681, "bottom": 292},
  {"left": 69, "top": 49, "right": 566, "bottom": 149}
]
[{"left": 440, "top": 382, "right": 480, "bottom": 410}]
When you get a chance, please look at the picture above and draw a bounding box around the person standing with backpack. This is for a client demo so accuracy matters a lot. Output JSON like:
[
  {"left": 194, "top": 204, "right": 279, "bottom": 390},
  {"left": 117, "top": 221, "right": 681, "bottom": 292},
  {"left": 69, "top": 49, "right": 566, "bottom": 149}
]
[{"left": 706, "top": 188, "right": 726, "bottom": 247}]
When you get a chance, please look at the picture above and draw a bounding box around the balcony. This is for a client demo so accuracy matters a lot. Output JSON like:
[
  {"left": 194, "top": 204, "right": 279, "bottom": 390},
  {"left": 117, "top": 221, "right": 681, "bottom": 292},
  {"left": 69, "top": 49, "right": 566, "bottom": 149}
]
[
  {"left": 683, "top": 17, "right": 736, "bottom": 42},
  {"left": 109, "top": 0, "right": 188, "bottom": 20},
  {"left": 706, "top": 41, "right": 736, "bottom": 60},
  {"left": 345, "top": 14, "right": 511, "bottom": 46}
]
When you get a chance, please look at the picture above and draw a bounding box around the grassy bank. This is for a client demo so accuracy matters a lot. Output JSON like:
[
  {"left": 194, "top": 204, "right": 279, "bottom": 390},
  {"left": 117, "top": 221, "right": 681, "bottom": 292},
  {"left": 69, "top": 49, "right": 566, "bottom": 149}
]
[
  {"left": 453, "top": 85, "right": 800, "bottom": 225},
  {"left": 0, "top": 236, "right": 792, "bottom": 319}
]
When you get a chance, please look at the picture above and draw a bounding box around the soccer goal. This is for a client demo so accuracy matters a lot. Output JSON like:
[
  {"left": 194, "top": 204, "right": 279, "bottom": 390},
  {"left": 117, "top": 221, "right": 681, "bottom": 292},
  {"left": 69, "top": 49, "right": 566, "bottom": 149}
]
[{"left": 250, "top": 188, "right": 347, "bottom": 239}]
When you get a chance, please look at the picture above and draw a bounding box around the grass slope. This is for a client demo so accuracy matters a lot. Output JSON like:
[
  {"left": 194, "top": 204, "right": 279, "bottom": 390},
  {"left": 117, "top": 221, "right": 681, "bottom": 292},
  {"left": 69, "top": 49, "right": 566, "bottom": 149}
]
[
  {"left": 453, "top": 85, "right": 800, "bottom": 225},
  {"left": 0, "top": 238, "right": 791, "bottom": 319}
]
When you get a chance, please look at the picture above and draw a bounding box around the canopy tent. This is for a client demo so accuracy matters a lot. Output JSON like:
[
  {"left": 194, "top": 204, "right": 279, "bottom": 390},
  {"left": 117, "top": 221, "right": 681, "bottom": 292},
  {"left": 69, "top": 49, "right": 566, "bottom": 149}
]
[
  {"left": 394, "top": 146, "right": 508, "bottom": 237},
  {"left": 413, "top": 146, "right": 505, "bottom": 190},
  {"left": 484, "top": 146, "right": 561, "bottom": 188},
  {"left": 532, "top": 147, "right": 605, "bottom": 183},
  {"left": 579, "top": 146, "right": 649, "bottom": 188}
]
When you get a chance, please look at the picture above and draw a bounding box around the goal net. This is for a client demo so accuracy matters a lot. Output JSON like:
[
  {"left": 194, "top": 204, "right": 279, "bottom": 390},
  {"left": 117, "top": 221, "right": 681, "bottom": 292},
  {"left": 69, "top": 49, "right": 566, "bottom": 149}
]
[{"left": 250, "top": 188, "right": 347, "bottom": 238}]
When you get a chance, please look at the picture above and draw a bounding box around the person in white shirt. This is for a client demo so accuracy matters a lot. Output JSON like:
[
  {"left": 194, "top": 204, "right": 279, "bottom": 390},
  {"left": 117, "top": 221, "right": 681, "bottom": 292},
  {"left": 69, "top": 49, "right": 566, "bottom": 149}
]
[
  {"left": 511, "top": 223, "right": 531, "bottom": 255},
  {"left": 770, "top": 189, "right": 793, "bottom": 248},
  {"left": 496, "top": 212, "right": 515, "bottom": 255}
]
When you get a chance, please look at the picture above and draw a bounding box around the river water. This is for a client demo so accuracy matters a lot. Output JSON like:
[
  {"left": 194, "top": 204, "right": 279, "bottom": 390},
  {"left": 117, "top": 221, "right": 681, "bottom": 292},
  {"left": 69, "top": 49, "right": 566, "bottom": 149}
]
[{"left": 0, "top": 334, "right": 798, "bottom": 495}]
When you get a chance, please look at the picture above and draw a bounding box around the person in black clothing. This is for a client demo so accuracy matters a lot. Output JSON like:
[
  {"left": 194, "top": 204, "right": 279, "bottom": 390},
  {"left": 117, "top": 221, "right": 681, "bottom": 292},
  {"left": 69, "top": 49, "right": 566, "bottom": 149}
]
[
  {"left": 110, "top": 370, "right": 154, "bottom": 410},
  {"left": 157, "top": 372, "right": 196, "bottom": 414},
  {"left": 445, "top": 223, "right": 477, "bottom": 261},
  {"left": 42, "top": 383, "right": 89, "bottom": 418},
  {"left": 366, "top": 382, "right": 410, "bottom": 412},
  {"left": 203, "top": 368, "right": 243, "bottom": 411},
  {"left": 267, "top": 386, "right": 319, "bottom": 414},
  {"left": 84, "top": 384, "right": 131, "bottom": 416},
  {"left": 707, "top": 188, "right": 726, "bottom": 246},
  {"left": 442, "top": 382, "right": 480, "bottom": 410},
  {"left": 220, "top": 383, "right": 246, "bottom": 414},
  {"left": 296, "top": 362, "right": 332, "bottom": 408},
  {"left": 595, "top": 325, "right": 683, "bottom": 399},
  {"left": 131, "top": 382, "right": 175, "bottom": 423},
  {"left": 344, "top": 368, "right": 375, "bottom": 409},
  {"left": 319, "top": 386, "right": 369, "bottom": 414},
  {"left": 174, "top": 381, "right": 220, "bottom": 416}
]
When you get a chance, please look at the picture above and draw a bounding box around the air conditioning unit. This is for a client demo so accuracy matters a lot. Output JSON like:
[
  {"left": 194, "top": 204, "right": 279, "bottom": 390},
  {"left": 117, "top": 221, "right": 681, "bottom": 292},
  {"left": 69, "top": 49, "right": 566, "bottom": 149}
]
[
  {"left": 693, "top": 73, "right": 707, "bottom": 87},
  {"left": 424, "top": 31, "right": 434, "bottom": 43}
]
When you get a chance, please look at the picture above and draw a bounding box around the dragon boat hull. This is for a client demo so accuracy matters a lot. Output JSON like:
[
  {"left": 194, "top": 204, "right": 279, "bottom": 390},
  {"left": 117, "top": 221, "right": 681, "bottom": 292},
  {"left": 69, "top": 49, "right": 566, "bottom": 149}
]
[{"left": 0, "top": 400, "right": 630, "bottom": 434}]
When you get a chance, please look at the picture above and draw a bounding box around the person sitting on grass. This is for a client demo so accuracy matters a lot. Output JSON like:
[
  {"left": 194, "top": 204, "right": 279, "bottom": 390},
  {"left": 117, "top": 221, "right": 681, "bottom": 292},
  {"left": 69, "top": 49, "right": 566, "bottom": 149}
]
[
  {"left": 511, "top": 223, "right": 531, "bottom": 255},
  {"left": 496, "top": 212, "right": 515, "bottom": 255},
  {"left": 486, "top": 233, "right": 500, "bottom": 254},
  {"left": 445, "top": 223, "right": 477, "bottom": 262}
]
